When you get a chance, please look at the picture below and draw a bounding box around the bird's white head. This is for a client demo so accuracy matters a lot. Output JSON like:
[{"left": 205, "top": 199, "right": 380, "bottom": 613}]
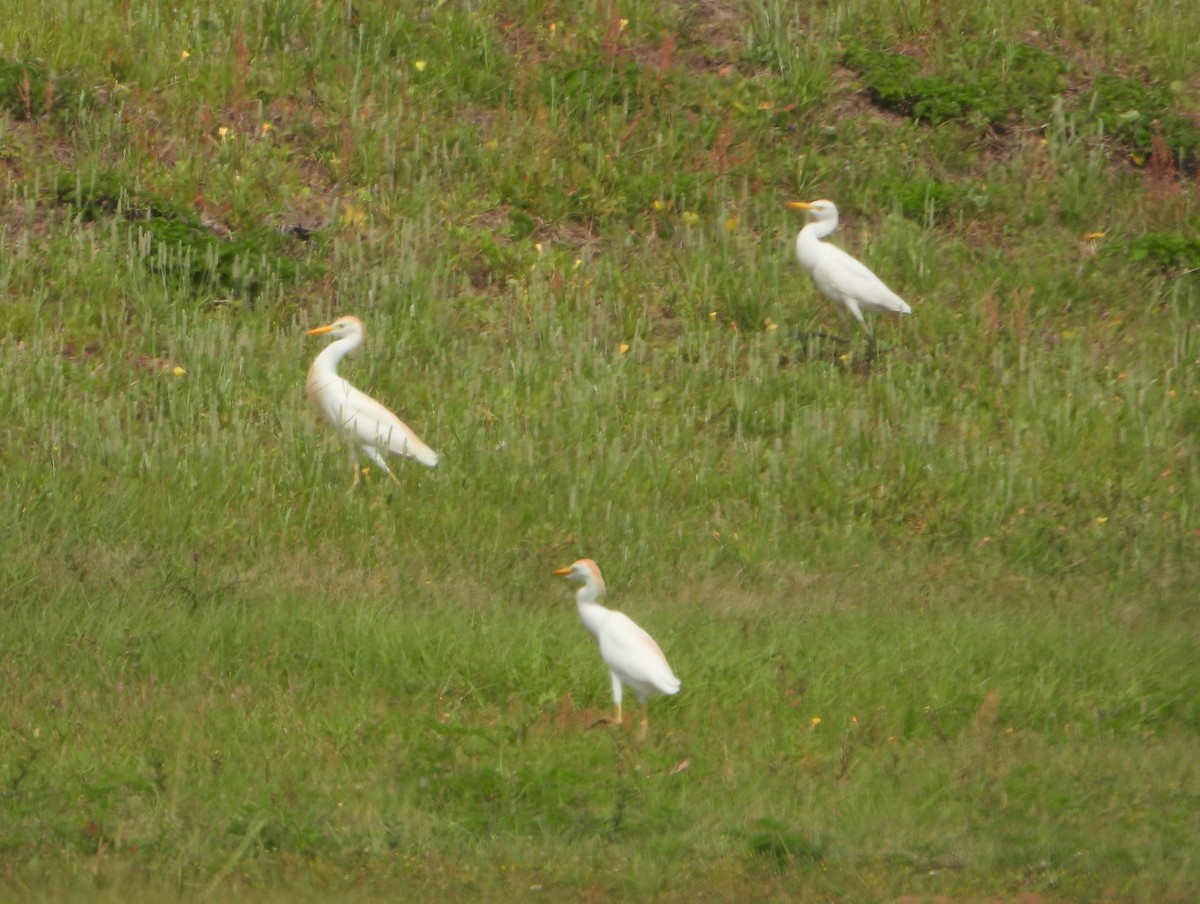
[
  {"left": 553, "top": 558, "right": 606, "bottom": 597},
  {"left": 787, "top": 198, "right": 839, "bottom": 225},
  {"left": 306, "top": 316, "right": 366, "bottom": 343}
]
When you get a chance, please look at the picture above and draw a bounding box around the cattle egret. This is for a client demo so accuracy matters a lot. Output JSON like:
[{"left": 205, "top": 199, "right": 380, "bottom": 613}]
[
  {"left": 553, "top": 559, "right": 680, "bottom": 739},
  {"left": 787, "top": 199, "right": 911, "bottom": 353},
  {"left": 305, "top": 316, "right": 438, "bottom": 484}
]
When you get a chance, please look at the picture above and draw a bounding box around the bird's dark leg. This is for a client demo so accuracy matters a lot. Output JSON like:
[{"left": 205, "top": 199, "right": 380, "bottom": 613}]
[{"left": 852, "top": 330, "right": 877, "bottom": 376}]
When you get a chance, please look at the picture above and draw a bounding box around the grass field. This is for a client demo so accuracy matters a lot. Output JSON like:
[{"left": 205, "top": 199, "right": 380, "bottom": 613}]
[{"left": 1, "top": 1, "right": 1198, "bottom": 900}]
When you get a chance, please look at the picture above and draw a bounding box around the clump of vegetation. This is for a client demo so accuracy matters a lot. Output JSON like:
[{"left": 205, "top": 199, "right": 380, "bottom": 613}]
[
  {"left": 886, "top": 178, "right": 962, "bottom": 224},
  {"left": 846, "top": 48, "right": 1199, "bottom": 175},
  {"left": 1083, "top": 75, "right": 1200, "bottom": 171},
  {"left": 54, "top": 171, "right": 306, "bottom": 296},
  {"left": 745, "top": 818, "right": 826, "bottom": 867},
  {"left": 134, "top": 216, "right": 300, "bottom": 296},
  {"left": 0, "top": 58, "right": 86, "bottom": 119},
  {"left": 54, "top": 172, "right": 188, "bottom": 221},
  {"left": 1124, "top": 231, "right": 1200, "bottom": 273},
  {"left": 843, "top": 46, "right": 961, "bottom": 123},
  {"left": 53, "top": 171, "right": 130, "bottom": 219},
  {"left": 843, "top": 42, "right": 1066, "bottom": 129}
]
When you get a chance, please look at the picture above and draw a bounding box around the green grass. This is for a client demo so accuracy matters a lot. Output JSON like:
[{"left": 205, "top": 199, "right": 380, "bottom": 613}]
[{"left": 1, "top": 0, "right": 1199, "bottom": 900}]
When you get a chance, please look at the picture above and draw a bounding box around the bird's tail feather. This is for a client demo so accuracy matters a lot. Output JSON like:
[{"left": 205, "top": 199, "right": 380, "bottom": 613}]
[
  {"left": 409, "top": 439, "right": 439, "bottom": 468},
  {"left": 397, "top": 430, "right": 439, "bottom": 467}
]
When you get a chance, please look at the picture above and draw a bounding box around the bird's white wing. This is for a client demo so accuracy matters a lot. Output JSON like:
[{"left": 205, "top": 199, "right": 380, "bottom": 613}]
[
  {"left": 321, "top": 379, "right": 439, "bottom": 467},
  {"left": 599, "top": 612, "right": 681, "bottom": 695},
  {"left": 815, "top": 244, "right": 910, "bottom": 316}
]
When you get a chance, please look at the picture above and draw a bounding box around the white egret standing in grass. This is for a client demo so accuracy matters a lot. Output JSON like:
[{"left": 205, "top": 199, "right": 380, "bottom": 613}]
[
  {"left": 787, "top": 199, "right": 911, "bottom": 354},
  {"left": 553, "top": 559, "right": 680, "bottom": 739},
  {"left": 306, "top": 315, "right": 438, "bottom": 484}
]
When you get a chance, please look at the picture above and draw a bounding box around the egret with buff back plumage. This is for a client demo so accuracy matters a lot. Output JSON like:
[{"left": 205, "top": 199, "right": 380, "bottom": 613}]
[
  {"left": 553, "top": 558, "right": 680, "bottom": 740},
  {"left": 306, "top": 316, "right": 438, "bottom": 485},
  {"left": 787, "top": 199, "right": 911, "bottom": 355}
]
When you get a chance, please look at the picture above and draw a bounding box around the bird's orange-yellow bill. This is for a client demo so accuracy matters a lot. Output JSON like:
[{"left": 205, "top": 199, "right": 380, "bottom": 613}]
[
  {"left": 786, "top": 201, "right": 816, "bottom": 211},
  {"left": 552, "top": 566, "right": 573, "bottom": 576},
  {"left": 306, "top": 322, "right": 336, "bottom": 335}
]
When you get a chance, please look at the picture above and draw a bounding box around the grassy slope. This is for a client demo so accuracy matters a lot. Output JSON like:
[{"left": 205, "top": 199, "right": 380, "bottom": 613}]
[{"left": 1, "top": 1, "right": 1199, "bottom": 901}]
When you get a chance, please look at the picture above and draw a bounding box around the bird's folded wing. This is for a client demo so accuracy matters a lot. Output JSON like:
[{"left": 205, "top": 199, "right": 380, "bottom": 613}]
[
  {"left": 601, "top": 616, "right": 680, "bottom": 692},
  {"left": 820, "top": 246, "right": 909, "bottom": 314},
  {"left": 338, "top": 385, "right": 439, "bottom": 466}
]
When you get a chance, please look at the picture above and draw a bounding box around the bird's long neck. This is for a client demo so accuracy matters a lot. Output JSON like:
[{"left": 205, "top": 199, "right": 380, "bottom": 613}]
[
  {"left": 310, "top": 335, "right": 359, "bottom": 379},
  {"left": 794, "top": 218, "right": 838, "bottom": 274},
  {"left": 575, "top": 584, "right": 609, "bottom": 639}
]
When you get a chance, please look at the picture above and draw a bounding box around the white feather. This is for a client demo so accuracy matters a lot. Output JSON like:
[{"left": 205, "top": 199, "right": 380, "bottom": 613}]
[
  {"left": 555, "top": 559, "right": 681, "bottom": 716},
  {"left": 791, "top": 199, "right": 912, "bottom": 333},
  {"left": 306, "top": 316, "right": 439, "bottom": 476}
]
